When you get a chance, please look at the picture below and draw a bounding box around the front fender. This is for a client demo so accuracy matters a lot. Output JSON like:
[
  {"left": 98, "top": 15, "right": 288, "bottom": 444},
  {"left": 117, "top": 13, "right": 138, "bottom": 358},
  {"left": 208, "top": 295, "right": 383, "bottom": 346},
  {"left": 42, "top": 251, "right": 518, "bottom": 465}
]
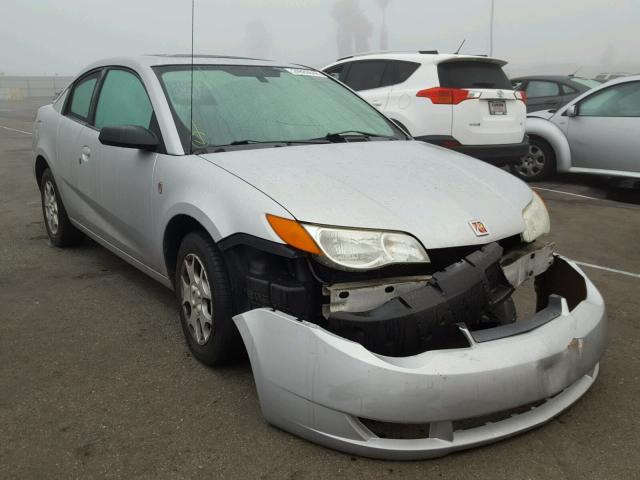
[
  {"left": 154, "top": 154, "right": 293, "bottom": 277},
  {"left": 525, "top": 117, "right": 572, "bottom": 172}
]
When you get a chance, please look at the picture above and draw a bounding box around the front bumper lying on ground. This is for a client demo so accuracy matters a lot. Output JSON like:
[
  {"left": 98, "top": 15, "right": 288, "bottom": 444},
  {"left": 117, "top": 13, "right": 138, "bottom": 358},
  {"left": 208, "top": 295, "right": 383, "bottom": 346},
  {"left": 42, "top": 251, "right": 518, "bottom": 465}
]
[{"left": 233, "top": 256, "right": 606, "bottom": 460}]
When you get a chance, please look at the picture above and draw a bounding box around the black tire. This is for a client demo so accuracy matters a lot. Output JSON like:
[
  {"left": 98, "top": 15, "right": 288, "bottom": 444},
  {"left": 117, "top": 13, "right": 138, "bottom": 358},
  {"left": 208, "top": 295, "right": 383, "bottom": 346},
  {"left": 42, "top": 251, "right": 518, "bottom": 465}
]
[
  {"left": 510, "top": 137, "right": 556, "bottom": 182},
  {"left": 175, "top": 230, "right": 241, "bottom": 366},
  {"left": 40, "top": 168, "right": 84, "bottom": 247}
]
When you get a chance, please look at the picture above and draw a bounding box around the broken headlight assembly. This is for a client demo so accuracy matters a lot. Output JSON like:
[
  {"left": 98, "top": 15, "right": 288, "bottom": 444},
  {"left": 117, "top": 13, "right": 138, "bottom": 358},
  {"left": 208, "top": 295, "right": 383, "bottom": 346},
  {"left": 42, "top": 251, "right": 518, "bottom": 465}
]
[
  {"left": 267, "top": 214, "right": 430, "bottom": 270},
  {"left": 521, "top": 191, "right": 550, "bottom": 243}
]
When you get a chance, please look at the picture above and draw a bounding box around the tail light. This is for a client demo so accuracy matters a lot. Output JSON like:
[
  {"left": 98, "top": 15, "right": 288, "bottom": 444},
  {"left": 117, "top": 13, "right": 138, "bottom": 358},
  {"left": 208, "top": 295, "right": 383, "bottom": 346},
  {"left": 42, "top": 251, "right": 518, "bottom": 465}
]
[
  {"left": 416, "top": 87, "right": 481, "bottom": 105},
  {"left": 514, "top": 90, "right": 527, "bottom": 103}
]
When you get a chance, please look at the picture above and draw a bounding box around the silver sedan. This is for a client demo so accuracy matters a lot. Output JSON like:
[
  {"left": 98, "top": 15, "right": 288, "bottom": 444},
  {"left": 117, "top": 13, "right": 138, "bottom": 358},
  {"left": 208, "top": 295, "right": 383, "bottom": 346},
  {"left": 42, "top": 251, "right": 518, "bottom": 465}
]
[{"left": 32, "top": 55, "right": 606, "bottom": 459}]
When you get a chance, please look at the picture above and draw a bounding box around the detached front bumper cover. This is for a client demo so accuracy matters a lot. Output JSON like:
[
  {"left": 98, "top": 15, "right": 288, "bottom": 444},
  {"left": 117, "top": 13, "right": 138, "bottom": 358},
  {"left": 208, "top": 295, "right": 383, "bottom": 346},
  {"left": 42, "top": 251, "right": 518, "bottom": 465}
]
[{"left": 233, "top": 256, "right": 606, "bottom": 460}]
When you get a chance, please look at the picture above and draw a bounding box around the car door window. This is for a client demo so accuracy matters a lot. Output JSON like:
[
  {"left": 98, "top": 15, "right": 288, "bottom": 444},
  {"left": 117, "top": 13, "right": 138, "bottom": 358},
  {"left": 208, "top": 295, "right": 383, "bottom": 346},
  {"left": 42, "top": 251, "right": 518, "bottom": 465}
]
[
  {"left": 53, "top": 88, "right": 69, "bottom": 113},
  {"left": 94, "top": 69, "right": 154, "bottom": 130},
  {"left": 578, "top": 82, "right": 640, "bottom": 117},
  {"left": 68, "top": 72, "right": 100, "bottom": 121},
  {"left": 344, "top": 61, "right": 388, "bottom": 91},
  {"left": 525, "top": 81, "right": 560, "bottom": 98}
]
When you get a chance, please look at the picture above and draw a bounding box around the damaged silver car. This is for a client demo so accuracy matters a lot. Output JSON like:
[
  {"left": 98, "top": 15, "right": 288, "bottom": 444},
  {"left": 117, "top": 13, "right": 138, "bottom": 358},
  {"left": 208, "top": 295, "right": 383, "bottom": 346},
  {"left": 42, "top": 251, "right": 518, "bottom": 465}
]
[{"left": 33, "top": 55, "right": 606, "bottom": 460}]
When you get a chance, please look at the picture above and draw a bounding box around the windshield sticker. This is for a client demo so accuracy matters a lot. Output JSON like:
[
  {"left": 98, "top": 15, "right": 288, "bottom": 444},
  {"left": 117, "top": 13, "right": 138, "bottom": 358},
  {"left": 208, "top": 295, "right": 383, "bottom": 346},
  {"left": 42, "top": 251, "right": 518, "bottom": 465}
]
[{"left": 284, "top": 68, "right": 324, "bottom": 77}]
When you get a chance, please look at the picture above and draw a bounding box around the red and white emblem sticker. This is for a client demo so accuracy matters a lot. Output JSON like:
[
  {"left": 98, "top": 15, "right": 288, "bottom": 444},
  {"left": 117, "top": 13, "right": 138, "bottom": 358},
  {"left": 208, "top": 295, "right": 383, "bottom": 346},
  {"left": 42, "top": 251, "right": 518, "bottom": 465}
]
[{"left": 469, "top": 220, "right": 489, "bottom": 237}]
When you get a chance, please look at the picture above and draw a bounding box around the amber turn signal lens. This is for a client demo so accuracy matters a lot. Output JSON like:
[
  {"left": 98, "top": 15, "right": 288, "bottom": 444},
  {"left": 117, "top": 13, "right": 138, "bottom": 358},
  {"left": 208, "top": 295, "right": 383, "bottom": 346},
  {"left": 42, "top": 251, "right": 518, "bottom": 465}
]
[{"left": 266, "top": 214, "right": 322, "bottom": 255}]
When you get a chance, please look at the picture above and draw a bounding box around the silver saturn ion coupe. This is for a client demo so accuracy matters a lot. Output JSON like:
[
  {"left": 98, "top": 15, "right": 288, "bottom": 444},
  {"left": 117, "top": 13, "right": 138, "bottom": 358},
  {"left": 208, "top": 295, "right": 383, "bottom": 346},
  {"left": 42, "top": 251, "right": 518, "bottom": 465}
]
[{"left": 33, "top": 55, "right": 606, "bottom": 460}]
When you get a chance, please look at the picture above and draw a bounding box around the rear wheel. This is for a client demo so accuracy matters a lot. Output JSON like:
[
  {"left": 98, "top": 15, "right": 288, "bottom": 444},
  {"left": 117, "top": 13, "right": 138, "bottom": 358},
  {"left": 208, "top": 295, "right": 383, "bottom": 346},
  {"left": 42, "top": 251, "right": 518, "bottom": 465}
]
[
  {"left": 176, "top": 231, "right": 241, "bottom": 366},
  {"left": 510, "top": 137, "right": 556, "bottom": 182},
  {"left": 40, "top": 169, "right": 83, "bottom": 247}
]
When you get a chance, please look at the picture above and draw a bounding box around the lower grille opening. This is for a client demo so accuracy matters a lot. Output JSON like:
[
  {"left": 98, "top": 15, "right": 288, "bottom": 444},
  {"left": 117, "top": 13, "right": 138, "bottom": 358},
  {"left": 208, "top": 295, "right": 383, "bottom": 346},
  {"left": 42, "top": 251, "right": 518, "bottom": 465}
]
[
  {"left": 359, "top": 419, "right": 431, "bottom": 440},
  {"left": 359, "top": 398, "right": 550, "bottom": 440},
  {"left": 452, "top": 398, "right": 547, "bottom": 431}
]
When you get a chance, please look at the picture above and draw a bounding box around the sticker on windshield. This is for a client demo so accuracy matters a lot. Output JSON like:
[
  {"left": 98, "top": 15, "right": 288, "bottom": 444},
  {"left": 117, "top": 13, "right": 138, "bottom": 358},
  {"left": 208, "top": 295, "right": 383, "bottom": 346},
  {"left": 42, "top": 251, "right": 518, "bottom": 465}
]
[{"left": 284, "top": 68, "right": 324, "bottom": 77}]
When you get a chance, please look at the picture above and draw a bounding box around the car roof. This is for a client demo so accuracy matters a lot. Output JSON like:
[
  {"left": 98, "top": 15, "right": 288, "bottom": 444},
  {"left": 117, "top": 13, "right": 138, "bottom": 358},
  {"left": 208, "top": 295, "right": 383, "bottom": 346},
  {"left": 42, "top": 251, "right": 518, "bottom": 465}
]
[
  {"left": 324, "top": 52, "right": 507, "bottom": 69},
  {"left": 77, "top": 54, "right": 307, "bottom": 77},
  {"left": 511, "top": 75, "right": 578, "bottom": 82},
  {"left": 510, "top": 75, "right": 598, "bottom": 83}
]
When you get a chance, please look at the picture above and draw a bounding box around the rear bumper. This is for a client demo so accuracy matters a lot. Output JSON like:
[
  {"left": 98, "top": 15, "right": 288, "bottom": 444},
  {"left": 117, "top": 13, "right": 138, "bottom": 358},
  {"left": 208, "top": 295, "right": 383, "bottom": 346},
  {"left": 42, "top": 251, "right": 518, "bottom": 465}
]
[
  {"left": 233, "top": 256, "right": 606, "bottom": 460},
  {"left": 418, "top": 136, "right": 530, "bottom": 166}
]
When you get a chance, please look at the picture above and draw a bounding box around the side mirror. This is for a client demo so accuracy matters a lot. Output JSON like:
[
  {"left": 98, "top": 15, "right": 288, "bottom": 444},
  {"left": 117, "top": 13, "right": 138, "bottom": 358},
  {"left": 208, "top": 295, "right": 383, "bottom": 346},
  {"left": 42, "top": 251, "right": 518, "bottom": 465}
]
[
  {"left": 566, "top": 104, "right": 578, "bottom": 117},
  {"left": 99, "top": 125, "right": 159, "bottom": 151}
]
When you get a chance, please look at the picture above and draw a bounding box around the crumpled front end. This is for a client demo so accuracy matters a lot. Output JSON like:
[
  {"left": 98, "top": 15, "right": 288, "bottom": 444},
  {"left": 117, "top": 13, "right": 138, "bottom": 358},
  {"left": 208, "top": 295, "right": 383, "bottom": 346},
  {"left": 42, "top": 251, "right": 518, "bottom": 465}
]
[{"left": 230, "top": 242, "right": 606, "bottom": 460}]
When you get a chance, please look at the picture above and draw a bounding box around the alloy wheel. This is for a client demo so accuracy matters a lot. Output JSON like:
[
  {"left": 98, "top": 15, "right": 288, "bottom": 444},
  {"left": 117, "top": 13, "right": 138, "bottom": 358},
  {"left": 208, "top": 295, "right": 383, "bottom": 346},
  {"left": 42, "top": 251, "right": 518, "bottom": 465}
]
[
  {"left": 43, "top": 180, "right": 59, "bottom": 235},
  {"left": 515, "top": 144, "right": 546, "bottom": 178},
  {"left": 180, "top": 253, "right": 213, "bottom": 345}
]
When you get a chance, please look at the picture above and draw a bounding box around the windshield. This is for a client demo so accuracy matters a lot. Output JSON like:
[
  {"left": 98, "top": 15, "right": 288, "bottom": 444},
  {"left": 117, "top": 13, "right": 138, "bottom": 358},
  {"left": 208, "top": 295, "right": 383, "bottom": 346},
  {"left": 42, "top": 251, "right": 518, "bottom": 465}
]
[
  {"left": 154, "top": 64, "right": 405, "bottom": 152},
  {"left": 571, "top": 77, "right": 602, "bottom": 89}
]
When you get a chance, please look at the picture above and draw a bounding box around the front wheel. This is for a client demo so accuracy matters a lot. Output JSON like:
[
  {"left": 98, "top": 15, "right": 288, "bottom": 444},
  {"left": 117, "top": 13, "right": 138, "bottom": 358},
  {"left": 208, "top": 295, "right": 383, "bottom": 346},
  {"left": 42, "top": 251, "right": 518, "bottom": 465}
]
[
  {"left": 176, "top": 231, "right": 241, "bottom": 366},
  {"left": 510, "top": 137, "right": 556, "bottom": 182}
]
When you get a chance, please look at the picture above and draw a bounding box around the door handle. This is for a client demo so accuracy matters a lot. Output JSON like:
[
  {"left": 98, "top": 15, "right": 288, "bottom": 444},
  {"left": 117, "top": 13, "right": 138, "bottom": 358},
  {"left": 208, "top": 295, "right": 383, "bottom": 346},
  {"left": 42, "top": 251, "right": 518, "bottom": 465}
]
[
  {"left": 371, "top": 101, "right": 383, "bottom": 107},
  {"left": 79, "top": 145, "right": 91, "bottom": 164}
]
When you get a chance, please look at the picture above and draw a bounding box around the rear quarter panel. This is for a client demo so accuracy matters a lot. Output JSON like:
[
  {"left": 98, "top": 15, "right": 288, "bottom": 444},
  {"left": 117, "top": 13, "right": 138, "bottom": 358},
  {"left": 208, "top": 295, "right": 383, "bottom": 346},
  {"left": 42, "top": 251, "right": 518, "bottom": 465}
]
[
  {"left": 32, "top": 104, "right": 61, "bottom": 180},
  {"left": 386, "top": 65, "right": 451, "bottom": 138}
]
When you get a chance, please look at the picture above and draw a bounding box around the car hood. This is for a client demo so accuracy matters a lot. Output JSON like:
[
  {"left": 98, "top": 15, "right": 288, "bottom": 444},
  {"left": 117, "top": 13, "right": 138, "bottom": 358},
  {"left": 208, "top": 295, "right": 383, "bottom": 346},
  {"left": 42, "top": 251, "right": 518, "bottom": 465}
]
[
  {"left": 527, "top": 109, "right": 556, "bottom": 120},
  {"left": 202, "top": 141, "right": 533, "bottom": 249}
]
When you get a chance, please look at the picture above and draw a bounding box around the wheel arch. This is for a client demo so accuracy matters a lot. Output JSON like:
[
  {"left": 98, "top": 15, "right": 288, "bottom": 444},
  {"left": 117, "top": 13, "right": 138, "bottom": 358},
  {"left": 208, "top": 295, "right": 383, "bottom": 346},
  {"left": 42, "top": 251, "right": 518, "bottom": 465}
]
[
  {"left": 35, "top": 155, "right": 50, "bottom": 188},
  {"left": 525, "top": 117, "right": 572, "bottom": 172},
  {"left": 162, "top": 209, "right": 221, "bottom": 284}
]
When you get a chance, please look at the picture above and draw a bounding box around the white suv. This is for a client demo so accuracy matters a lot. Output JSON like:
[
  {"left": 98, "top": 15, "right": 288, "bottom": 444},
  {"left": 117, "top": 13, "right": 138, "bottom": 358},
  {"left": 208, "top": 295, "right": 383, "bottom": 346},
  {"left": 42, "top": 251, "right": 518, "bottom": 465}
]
[{"left": 323, "top": 51, "right": 528, "bottom": 166}]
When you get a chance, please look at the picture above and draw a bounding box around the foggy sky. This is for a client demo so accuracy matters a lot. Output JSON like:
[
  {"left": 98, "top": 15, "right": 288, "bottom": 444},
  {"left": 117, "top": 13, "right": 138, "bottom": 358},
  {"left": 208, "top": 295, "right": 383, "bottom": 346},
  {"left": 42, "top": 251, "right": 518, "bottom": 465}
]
[{"left": 1, "top": 0, "right": 639, "bottom": 76}]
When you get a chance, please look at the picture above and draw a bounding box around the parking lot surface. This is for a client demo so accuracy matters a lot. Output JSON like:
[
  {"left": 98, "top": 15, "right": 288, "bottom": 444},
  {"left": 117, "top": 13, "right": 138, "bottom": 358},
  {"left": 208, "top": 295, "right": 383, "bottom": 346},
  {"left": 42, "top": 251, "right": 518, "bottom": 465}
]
[{"left": 1, "top": 98, "right": 639, "bottom": 479}]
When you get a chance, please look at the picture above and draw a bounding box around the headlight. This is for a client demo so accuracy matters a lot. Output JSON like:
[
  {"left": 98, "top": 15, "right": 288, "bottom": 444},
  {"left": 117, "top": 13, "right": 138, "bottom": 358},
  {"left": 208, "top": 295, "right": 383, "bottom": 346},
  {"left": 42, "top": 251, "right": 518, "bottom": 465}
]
[
  {"left": 522, "top": 191, "right": 550, "bottom": 242},
  {"left": 302, "top": 224, "right": 430, "bottom": 270},
  {"left": 265, "top": 214, "right": 430, "bottom": 271}
]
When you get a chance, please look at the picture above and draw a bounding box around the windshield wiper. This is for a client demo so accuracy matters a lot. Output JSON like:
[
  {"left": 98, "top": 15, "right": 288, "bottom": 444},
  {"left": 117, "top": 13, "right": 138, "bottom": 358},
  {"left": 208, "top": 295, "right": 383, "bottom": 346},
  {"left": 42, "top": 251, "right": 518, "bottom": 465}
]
[
  {"left": 321, "top": 130, "right": 399, "bottom": 143},
  {"left": 197, "top": 138, "right": 331, "bottom": 153},
  {"left": 227, "top": 139, "right": 328, "bottom": 146}
]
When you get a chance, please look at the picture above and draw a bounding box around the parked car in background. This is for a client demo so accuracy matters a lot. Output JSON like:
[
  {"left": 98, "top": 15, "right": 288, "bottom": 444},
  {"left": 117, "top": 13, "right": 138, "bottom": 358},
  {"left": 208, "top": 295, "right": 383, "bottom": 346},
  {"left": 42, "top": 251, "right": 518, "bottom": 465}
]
[
  {"left": 33, "top": 55, "right": 606, "bottom": 460},
  {"left": 510, "top": 75, "right": 602, "bottom": 112},
  {"left": 323, "top": 51, "right": 528, "bottom": 166},
  {"left": 512, "top": 75, "right": 640, "bottom": 181},
  {"left": 595, "top": 72, "right": 634, "bottom": 82}
]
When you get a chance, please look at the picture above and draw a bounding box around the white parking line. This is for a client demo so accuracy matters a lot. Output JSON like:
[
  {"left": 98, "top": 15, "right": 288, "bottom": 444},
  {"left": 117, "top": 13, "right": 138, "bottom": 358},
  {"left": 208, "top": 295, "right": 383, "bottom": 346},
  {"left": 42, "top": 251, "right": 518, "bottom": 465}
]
[
  {"left": 533, "top": 187, "right": 602, "bottom": 201},
  {"left": 575, "top": 261, "right": 640, "bottom": 279},
  {"left": 0, "top": 125, "right": 32, "bottom": 135}
]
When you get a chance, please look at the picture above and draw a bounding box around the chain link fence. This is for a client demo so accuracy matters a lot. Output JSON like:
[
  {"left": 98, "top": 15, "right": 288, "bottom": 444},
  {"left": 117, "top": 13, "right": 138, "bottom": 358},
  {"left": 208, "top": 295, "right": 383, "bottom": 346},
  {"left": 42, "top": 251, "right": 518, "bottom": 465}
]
[{"left": 0, "top": 76, "right": 74, "bottom": 100}]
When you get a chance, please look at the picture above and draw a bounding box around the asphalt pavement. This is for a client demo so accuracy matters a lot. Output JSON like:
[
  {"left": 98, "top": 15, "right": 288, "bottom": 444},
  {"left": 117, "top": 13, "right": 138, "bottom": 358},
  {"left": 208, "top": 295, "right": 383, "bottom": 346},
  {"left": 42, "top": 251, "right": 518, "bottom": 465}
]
[{"left": 1, "top": 98, "right": 639, "bottom": 479}]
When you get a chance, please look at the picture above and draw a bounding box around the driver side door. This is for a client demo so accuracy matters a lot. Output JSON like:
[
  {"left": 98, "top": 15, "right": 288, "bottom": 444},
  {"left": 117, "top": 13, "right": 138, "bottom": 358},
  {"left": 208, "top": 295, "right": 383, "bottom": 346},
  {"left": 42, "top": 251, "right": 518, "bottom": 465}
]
[{"left": 566, "top": 81, "right": 640, "bottom": 174}]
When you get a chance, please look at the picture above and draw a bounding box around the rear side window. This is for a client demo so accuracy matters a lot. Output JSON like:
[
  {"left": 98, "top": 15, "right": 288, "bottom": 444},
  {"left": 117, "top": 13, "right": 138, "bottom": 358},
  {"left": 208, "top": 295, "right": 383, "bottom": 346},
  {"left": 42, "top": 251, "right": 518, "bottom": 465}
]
[
  {"left": 94, "top": 69, "right": 153, "bottom": 130},
  {"left": 392, "top": 61, "right": 420, "bottom": 85},
  {"left": 344, "top": 61, "right": 387, "bottom": 91},
  {"left": 68, "top": 73, "right": 100, "bottom": 120},
  {"left": 437, "top": 61, "right": 512, "bottom": 89},
  {"left": 526, "top": 81, "right": 560, "bottom": 98},
  {"left": 53, "top": 88, "right": 69, "bottom": 113}
]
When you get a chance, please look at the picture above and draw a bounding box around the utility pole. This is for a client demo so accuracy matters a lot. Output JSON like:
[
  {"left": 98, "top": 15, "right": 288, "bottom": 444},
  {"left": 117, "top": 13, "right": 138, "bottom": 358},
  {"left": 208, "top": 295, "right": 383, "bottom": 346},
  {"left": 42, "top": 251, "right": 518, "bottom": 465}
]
[{"left": 489, "top": 0, "right": 495, "bottom": 56}]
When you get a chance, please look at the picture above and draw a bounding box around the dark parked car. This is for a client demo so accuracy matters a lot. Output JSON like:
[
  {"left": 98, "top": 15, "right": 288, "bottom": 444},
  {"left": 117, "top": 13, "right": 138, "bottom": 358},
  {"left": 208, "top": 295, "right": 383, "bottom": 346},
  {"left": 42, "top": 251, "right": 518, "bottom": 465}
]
[{"left": 511, "top": 75, "right": 601, "bottom": 112}]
